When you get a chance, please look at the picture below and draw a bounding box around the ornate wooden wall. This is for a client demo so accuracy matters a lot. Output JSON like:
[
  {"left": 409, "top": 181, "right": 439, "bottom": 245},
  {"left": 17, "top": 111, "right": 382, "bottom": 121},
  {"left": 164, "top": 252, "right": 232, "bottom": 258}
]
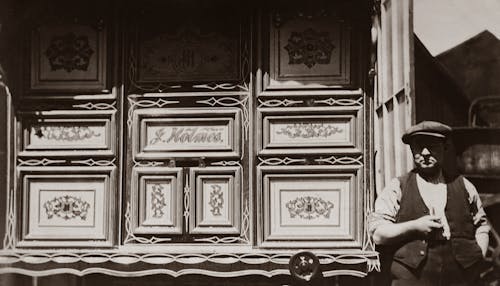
[{"left": 0, "top": 0, "right": 376, "bottom": 284}]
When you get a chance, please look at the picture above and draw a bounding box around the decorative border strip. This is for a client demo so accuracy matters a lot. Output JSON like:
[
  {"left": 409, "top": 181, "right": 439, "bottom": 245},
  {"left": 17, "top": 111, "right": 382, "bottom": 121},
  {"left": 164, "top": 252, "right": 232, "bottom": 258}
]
[
  {"left": 313, "top": 97, "right": 363, "bottom": 107},
  {"left": 314, "top": 155, "right": 363, "bottom": 165},
  {"left": 0, "top": 267, "right": 376, "bottom": 279},
  {"left": 193, "top": 82, "right": 249, "bottom": 91},
  {"left": 241, "top": 200, "right": 250, "bottom": 242},
  {"left": 183, "top": 174, "right": 190, "bottom": 233},
  {"left": 133, "top": 160, "right": 164, "bottom": 168},
  {"left": 193, "top": 236, "right": 247, "bottom": 244},
  {"left": 0, "top": 251, "right": 379, "bottom": 269},
  {"left": 73, "top": 101, "right": 117, "bottom": 111},
  {"left": 211, "top": 161, "right": 241, "bottom": 167},
  {"left": 257, "top": 157, "right": 306, "bottom": 166},
  {"left": 18, "top": 158, "right": 65, "bottom": 166},
  {"left": 258, "top": 98, "right": 303, "bottom": 108},
  {"left": 71, "top": 158, "right": 116, "bottom": 167},
  {"left": 2, "top": 189, "right": 15, "bottom": 250}
]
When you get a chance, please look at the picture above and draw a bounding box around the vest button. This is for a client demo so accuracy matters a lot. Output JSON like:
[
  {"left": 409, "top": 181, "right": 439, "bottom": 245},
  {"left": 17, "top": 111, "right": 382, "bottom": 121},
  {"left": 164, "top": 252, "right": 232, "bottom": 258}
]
[{"left": 419, "top": 250, "right": 425, "bottom": 256}]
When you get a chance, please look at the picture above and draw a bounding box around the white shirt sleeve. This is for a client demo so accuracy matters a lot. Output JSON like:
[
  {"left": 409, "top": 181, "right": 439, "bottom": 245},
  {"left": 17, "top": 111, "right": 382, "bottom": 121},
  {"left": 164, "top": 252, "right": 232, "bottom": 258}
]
[
  {"left": 368, "top": 178, "right": 402, "bottom": 237},
  {"left": 463, "top": 177, "right": 491, "bottom": 235}
]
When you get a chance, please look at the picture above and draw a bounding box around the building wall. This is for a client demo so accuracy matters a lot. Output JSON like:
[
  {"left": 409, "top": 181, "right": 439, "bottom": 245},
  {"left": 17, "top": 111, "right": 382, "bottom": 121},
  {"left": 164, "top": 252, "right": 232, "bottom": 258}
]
[{"left": 414, "top": 36, "right": 470, "bottom": 127}]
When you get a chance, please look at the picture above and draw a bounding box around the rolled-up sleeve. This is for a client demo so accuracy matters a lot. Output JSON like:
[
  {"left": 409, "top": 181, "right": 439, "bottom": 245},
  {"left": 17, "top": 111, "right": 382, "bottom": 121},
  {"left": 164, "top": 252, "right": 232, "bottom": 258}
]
[
  {"left": 369, "top": 178, "right": 403, "bottom": 237},
  {"left": 463, "top": 178, "right": 491, "bottom": 235}
]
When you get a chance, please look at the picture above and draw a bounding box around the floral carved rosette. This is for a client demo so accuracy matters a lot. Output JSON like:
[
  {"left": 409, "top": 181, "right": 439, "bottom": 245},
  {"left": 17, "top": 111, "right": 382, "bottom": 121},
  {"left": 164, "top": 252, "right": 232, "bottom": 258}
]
[
  {"left": 284, "top": 28, "right": 335, "bottom": 68},
  {"left": 43, "top": 195, "right": 91, "bottom": 220},
  {"left": 44, "top": 32, "right": 95, "bottom": 72},
  {"left": 286, "top": 196, "right": 334, "bottom": 220}
]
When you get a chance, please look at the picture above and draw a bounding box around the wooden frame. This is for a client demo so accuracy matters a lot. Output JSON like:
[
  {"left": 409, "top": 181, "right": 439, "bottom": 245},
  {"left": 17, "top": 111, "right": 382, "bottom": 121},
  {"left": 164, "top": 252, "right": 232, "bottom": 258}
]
[
  {"left": 18, "top": 166, "right": 116, "bottom": 248},
  {"left": 131, "top": 167, "right": 183, "bottom": 235},
  {"left": 18, "top": 110, "right": 116, "bottom": 157},
  {"left": 30, "top": 23, "right": 107, "bottom": 92},
  {"left": 257, "top": 165, "right": 363, "bottom": 248},
  {"left": 257, "top": 106, "right": 362, "bottom": 155},
  {"left": 127, "top": 4, "right": 250, "bottom": 92},
  {"left": 189, "top": 166, "right": 241, "bottom": 235},
  {"left": 132, "top": 108, "right": 241, "bottom": 159},
  {"left": 264, "top": 10, "right": 351, "bottom": 90}
]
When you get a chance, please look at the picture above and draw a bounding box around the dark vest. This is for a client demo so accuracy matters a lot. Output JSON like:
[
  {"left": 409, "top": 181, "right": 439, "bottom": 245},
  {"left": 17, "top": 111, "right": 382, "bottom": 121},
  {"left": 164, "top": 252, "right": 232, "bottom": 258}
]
[{"left": 392, "top": 171, "right": 483, "bottom": 269}]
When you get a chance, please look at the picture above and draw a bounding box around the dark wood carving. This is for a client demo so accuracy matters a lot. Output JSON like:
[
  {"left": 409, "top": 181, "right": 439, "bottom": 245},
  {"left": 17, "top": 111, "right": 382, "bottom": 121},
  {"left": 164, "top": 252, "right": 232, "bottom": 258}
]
[
  {"left": 30, "top": 23, "right": 107, "bottom": 91},
  {"left": 268, "top": 7, "right": 352, "bottom": 89},
  {"left": 44, "top": 33, "right": 94, "bottom": 72}
]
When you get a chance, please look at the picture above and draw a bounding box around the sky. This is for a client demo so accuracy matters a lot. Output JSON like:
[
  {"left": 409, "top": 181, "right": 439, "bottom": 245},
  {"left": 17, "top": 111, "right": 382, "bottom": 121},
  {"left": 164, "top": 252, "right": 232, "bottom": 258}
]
[{"left": 414, "top": 0, "right": 500, "bottom": 56}]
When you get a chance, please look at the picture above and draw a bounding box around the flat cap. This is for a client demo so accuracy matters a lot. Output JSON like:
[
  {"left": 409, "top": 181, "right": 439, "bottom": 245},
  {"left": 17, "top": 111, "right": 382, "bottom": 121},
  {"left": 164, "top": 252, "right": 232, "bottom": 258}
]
[{"left": 402, "top": 121, "right": 452, "bottom": 144}]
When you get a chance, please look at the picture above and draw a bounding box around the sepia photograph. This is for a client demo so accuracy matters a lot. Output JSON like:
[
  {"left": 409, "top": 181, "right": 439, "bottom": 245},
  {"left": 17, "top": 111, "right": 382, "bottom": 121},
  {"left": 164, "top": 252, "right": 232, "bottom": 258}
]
[{"left": 0, "top": 0, "right": 498, "bottom": 285}]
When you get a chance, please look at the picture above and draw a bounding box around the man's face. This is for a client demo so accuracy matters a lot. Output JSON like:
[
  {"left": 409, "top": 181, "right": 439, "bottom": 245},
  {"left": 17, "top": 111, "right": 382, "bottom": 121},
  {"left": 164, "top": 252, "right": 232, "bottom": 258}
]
[{"left": 409, "top": 135, "right": 446, "bottom": 174}]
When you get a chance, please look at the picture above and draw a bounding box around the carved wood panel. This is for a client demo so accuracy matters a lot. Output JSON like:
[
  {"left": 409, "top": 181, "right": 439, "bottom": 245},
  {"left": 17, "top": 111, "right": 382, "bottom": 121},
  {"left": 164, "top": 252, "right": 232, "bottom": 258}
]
[
  {"left": 258, "top": 106, "right": 362, "bottom": 155},
  {"left": 18, "top": 167, "right": 116, "bottom": 248},
  {"left": 266, "top": 6, "right": 352, "bottom": 89},
  {"left": 30, "top": 23, "right": 107, "bottom": 92},
  {"left": 128, "top": 4, "right": 249, "bottom": 92},
  {"left": 258, "top": 166, "right": 363, "bottom": 248},
  {"left": 189, "top": 167, "right": 241, "bottom": 235},
  {"left": 132, "top": 108, "right": 241, "bottom": 159},
  {"left": 19, "top": 110, "right": 116, "bottom": 157},
  {"left": 131, "top": 167, "right": 183, "bottom": 235}
]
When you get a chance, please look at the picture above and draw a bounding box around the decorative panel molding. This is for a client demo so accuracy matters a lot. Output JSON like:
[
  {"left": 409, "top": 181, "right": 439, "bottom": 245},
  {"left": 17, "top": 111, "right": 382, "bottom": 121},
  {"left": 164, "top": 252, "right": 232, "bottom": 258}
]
[
  {"left": 266, "top": 10, "right": 351, "bottom": 89},
  {"left": 132, "top": 108, "right": 241, "bottom": 159},
  {"left": 128, "top": 7, "right": 249, "bottom": 92},
  {"left": 30, "top": 23, "right": 107, "bottom": 91},
  {"left": 19, "top": 110, "right": 115, "bottom": 157},
  {"left": 258, "top": 107, "right": 362, "bottom": 155},
  {"left": 18, "top": 166, "right": 115, "bottom": 247},
  {"left": 189, "top": 167, "right": 241, "bottom": 234},
  {"left": 258, "top": 165, "right": 362, "bottom": 248},
  {"left": 131, "top": 167, "right": 183, "bottom": 235}
]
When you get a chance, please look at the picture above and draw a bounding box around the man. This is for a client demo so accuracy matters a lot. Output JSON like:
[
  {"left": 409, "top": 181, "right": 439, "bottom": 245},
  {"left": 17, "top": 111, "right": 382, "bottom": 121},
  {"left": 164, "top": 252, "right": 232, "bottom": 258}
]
[{"left": 370, "top": 121, "right": 490, "bottom": 286}]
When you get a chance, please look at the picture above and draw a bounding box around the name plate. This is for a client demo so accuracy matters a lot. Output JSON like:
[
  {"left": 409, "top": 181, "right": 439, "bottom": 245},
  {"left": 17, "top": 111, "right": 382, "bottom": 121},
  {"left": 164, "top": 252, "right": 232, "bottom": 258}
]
[{"left": 133, "top": 108, "right": 241, "bottom": 159}]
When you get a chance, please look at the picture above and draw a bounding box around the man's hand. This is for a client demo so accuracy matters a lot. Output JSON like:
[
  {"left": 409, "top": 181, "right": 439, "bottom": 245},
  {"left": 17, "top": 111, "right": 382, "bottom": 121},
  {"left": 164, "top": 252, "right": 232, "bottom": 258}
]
[
  {"left": 411, "top": 215, "right": 443, "bottom": 234},
  {"left": 372, "top": 215, "right": 443, "bottom": 244}
]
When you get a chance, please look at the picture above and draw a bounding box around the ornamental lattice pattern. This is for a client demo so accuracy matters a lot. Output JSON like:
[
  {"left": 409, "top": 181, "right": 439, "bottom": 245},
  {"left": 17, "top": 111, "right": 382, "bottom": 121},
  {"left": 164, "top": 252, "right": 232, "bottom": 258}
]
[
  {"left": 276, "top": 123, "right": 343, "bottom": 139},
  {"left": 43, "top": 195, "right": 91, "bottom": 220},
  {"left": 286, "top": 196, "right": 334, "bottom": 220},
  {"left": 44, "top": 33, "right": 94, "bottom": 72},
  {"left": 284, "top": 28, "right": 335, "bottom": 68}
]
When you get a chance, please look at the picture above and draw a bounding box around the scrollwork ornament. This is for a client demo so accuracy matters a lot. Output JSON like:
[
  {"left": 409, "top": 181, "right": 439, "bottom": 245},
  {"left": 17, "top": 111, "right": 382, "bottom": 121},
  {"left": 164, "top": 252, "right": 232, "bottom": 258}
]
[
  {"left": 43, "top": 195, "right": 91, "bottom": 220},
  {"left": 314, "top": 155, "right": 363, "bottom": 166},
  {"left": 284, "top": 28, "right": 335, "bottom": 69},
  {"left": 313, "top": 97, "right": 363, "bottom": 107},
  {"left": 258, "top": 98, "right": 303, "bottom": 108},
  {"left": 286, "top": 196, "right": 334, "bottom": 220},
  {"left": 258, "top": 157, "right": 306, "bottom": 166},
  {"left": 44, "top": 33, "right": 94, "bottom": 72}
]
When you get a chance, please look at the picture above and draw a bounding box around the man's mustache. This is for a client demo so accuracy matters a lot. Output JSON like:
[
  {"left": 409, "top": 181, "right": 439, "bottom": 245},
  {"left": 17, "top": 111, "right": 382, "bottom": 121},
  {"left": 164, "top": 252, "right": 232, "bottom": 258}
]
[{"left": 415, "top": 155, "right": 437, "bottom": 165}]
